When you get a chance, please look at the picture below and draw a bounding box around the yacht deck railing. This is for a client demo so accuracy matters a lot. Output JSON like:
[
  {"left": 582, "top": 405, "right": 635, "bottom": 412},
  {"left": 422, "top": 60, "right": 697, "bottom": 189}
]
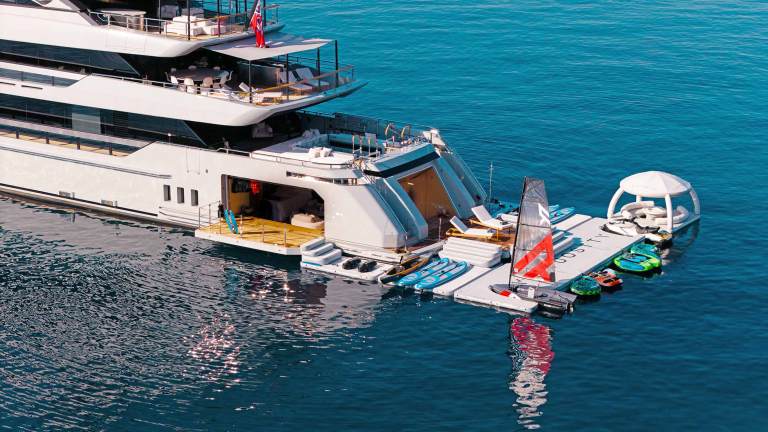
[
  {"left": 92, "top": 63, "right": 355, "bottom": 107},
  {"left": 87, "top": 4, "right": 279, "bottom": 41}
]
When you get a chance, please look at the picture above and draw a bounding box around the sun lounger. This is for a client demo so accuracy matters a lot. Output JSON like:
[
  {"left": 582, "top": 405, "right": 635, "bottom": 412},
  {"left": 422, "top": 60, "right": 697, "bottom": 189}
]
[
  {"left": 295, "top": 68, "right": 331, "bottom": 89},
  {"left": 470, "top": 205, "right": 516, "bottom": 230},
  {"left": 276, "top": 70, "right": 313, "bottom": 93},
  {"left": 448, "top": 216, "right": 494, "bottom": 239}
]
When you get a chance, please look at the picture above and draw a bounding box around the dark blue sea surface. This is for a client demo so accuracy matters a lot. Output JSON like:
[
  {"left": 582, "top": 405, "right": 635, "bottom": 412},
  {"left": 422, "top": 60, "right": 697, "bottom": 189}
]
[{"left": 2, "top": 1, "right": 767, "bottom": 430}]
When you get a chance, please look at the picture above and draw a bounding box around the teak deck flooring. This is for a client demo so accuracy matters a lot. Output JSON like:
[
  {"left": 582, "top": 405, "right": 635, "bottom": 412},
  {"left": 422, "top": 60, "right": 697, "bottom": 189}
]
[{"left": 199, "top": 216, "right": 323, "bottom": 248}]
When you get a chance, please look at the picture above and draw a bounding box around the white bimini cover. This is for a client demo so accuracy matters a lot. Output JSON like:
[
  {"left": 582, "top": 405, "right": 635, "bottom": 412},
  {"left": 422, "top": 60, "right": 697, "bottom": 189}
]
[{"left": 205, "top": 33, "right": 332, "bottom": 61}]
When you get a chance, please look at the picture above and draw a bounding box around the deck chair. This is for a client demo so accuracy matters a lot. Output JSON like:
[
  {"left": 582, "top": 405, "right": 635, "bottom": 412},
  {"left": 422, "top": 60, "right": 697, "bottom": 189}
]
[
  {"left": 471, "top": 205, "right": 516, "bottom": 230},
  {"left": 184, "top": 78, "right": 196, "bottom": 94},
  {"left": 449, "top": 216, "right": 494, "bottom": 239},
  {"left": 276, "top": 69, "right": 313, "bottom": 93},
  {"left": 213, "top": 74, "right": 230, "bottom": 90},
  {"left": 170, "top": 75, "right": 185, "bottom": 92},
  {"left": 200, "top": 77, "right": 213, "bottom": 96},
  {"left": 295, "top": 67, "right": 330, "bottom": 89}
]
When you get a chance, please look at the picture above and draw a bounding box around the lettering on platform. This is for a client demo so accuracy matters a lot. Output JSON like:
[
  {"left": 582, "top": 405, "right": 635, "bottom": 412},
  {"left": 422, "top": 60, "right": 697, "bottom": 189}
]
[{"left": 556, "top": 233, "right": 610, "bottom": 264}]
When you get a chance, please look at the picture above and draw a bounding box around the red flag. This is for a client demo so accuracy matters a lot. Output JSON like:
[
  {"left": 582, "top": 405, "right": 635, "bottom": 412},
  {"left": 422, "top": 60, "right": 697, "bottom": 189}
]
[{"left": 250, "top": 3, "right": 265, "bottom": 48}]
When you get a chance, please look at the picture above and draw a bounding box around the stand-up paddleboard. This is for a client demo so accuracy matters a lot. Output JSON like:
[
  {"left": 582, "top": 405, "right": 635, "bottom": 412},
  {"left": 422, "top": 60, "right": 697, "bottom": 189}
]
[
  {"left": 225, "top": 210, "right": 239, "bottom": 234},
  {"left": 488, "top": 177, "right": 576, "bottom": 314},
  {"left": 550, "top": 206, "right": 575, "bottom": 224},
  {"left": 396, "top": 258, "right": 450, "bottom": 287},
  {"left": 414, "top": 261, "right": 470, "bottom": 291}
]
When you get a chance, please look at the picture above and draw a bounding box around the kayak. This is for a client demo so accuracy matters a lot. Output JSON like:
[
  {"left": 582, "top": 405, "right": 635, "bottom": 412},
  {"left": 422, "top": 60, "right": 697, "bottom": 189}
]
[
  {"left": 396, "top": 258, "right": 451, "bottom": 287},
  {"left": 569, "top": 275, "right": 601, "bottom": 296},
  {"left": 550, "top": 207, "right": 575, "bottom": 224},
  {"left": 586, "top": 268, "right": 623, "bottom": 288},
  {"left": 378, "top": 254, "right": 431, "bottom": 285},
  {"left": 613, "top": 252, "right": 660, "bottom": 273},
  {"left": 414, "top": 261, "right": 470, "bottom": 291},
  {"left": 630, "top": 243, "right": 661, "bottom": 259}
]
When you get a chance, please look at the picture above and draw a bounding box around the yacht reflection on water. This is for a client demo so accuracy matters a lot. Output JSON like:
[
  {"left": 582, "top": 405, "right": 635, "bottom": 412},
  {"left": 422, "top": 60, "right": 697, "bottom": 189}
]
[{"left": 508, "top": 316, "right": 554, "bottom": 430}]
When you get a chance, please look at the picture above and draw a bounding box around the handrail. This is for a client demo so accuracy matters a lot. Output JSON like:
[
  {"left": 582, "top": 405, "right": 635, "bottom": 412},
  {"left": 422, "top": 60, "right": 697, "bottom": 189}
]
[
  {"left": 91, "top": 62, "right": 356, "bottom": 107},
  {"left": 86, "top": 5, "right": 280, "bottom": 40},
  {"left": 198, "top": 199, "right": 222, "bottom": 228},
  {"left": 216, "top": 147, "right": 355, "bottom": 170}
]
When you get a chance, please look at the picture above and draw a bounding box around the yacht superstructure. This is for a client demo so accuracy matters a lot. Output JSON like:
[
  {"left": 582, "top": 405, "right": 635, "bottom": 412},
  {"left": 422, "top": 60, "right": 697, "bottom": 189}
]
[{"left": 0, "top": 0, "right": 486, "bottom": 257}]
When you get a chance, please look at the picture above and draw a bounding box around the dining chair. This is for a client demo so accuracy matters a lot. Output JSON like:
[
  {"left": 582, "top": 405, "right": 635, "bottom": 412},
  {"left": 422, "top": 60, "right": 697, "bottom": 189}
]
[{"left": 184, "top": 78, "right": 196, "bottom": 94}]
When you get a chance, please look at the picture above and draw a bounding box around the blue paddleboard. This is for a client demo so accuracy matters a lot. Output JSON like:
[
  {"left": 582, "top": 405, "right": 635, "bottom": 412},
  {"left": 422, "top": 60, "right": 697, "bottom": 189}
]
[
  {"left": 225, "top": 210, "right": 239, "bottom": 234},
  {"left": 396, "top": 258, "right": 450, "bottom": 287},
  {"left": 550, "top": 207, "right": 575, "bottom": 224},
  {"left": 414, "top": 261, "right": 470, "bottom": 291}
]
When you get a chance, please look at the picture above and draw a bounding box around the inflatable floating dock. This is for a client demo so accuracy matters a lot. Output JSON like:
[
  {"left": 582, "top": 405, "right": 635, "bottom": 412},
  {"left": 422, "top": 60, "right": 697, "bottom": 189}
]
[
  {"left": 296, "top": 171, "right": 697, "bottom": 315},
  {"left": 449, "top": 214, "right": 642, "bottom": 312}
]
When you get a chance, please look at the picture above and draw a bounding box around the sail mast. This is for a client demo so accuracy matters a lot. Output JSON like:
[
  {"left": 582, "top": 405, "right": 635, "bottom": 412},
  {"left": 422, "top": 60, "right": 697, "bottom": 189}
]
[{"left": 508, "top": 177, "right": 530, "bottom": 287}]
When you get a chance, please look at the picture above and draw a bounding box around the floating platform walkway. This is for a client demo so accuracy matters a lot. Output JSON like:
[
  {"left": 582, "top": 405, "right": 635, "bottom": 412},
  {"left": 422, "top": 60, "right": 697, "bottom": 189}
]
[
  {"left": 437, "top": 214, "right": 643, "bottom": 313},
  {"left": 195, "top": 217, "right": 323, "bottom": 255}
]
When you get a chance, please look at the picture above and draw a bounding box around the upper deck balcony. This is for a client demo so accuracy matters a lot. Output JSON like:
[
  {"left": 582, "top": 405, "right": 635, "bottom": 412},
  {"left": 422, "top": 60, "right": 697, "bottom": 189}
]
[
  {"left": 0, "top": 31, "right": 364, "bottom": 126},
  {"left": 86, "top": 2, "right": 281, "bottom": 42}
]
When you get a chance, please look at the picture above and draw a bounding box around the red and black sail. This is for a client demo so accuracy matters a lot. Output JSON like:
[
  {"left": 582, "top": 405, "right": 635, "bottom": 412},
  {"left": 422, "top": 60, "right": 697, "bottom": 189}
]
[{"left": 509, "top": 177, "right": 556, "bottom": 283}]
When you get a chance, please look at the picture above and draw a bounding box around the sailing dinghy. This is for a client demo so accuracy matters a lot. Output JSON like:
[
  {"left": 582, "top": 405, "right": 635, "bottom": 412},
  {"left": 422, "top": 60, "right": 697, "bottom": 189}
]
[{"left": 489, "top": 177, "right": 577, "bottom": 314}]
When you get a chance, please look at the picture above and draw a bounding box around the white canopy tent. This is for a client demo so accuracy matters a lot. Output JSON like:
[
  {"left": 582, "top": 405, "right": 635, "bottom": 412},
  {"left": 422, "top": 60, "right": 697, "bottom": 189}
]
[{"left": 607, "top": 171, "right": 700, "bottom": 232}]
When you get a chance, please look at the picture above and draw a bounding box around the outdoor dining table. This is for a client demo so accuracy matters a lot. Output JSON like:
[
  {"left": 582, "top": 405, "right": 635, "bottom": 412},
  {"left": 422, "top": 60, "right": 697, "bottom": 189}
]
[{"left": 172, "top": 68, "right": 227, "bottom": 83}]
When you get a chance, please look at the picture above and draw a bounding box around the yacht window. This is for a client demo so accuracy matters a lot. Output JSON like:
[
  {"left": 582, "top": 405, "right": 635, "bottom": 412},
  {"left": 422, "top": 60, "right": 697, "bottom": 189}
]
[
  {"left": 191, "top": 189, "right": 199, "bottom": 206},
  {"left": 177, "top": 187, "right": 185, "bottom": 204},
  {"left": 163, "top": 185, "right": 171, "bottom": 201}
]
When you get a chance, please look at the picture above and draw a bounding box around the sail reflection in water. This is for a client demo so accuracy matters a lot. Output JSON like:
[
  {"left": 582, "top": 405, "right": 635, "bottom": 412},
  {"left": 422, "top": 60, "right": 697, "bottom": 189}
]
[{"left": 508, "top": 317, "right": 554, "bottom": 429}]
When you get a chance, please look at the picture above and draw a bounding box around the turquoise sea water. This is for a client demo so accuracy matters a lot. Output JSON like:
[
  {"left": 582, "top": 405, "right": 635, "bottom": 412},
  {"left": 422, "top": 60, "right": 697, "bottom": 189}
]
[{"left": 2, "top": 1, "right": 768, "bottom": 430}]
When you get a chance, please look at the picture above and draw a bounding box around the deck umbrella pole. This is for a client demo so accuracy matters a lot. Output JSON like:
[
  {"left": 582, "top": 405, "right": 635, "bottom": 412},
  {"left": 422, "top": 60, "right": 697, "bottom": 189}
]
[{"left": 316, "top": 48, "right": 321, "bottom": 74}]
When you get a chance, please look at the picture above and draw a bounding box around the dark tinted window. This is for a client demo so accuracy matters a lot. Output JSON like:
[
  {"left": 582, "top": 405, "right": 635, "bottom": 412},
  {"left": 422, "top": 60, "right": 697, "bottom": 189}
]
[{"left": 0, "top": 40, "right": 137, "bottom": 75}]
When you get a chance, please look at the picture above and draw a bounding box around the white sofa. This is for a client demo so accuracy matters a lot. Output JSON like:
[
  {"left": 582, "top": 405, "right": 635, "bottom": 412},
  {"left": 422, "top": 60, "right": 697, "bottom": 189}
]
[{"left": 164, "top": 15, "right": 208, "bottom": 36}]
